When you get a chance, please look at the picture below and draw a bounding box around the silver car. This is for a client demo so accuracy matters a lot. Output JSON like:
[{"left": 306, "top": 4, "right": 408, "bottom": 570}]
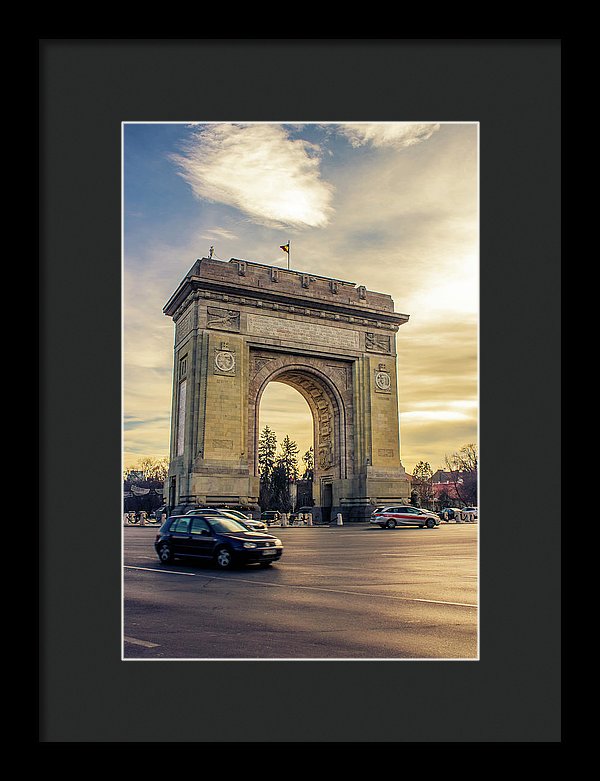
[
  {"left": 185, "top": 507, "right": 267, "bottom": 532},
  {"left": 370, "top": 505, "right": 440, "bottom": 529}
]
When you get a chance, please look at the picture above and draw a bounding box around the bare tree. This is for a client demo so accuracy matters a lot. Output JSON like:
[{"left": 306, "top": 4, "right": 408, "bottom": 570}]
[
  {"left": 135, "top": 456, "right": 169, "bottom": 482},
  {"left": 444, "top": 444, "right": 478, "bottom": 506}
]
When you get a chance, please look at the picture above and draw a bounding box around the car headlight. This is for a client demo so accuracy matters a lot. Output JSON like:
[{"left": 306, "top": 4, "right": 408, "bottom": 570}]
[
  {"left": 243, "top": 542, "right": 257, "bottom": 549},
  {"left": 273, "top": 539, "right": 282, "bottom": 546}
]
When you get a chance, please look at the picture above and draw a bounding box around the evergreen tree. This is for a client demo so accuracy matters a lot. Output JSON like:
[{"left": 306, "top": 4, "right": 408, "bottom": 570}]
[
  {"left": 270, "top": 462, "right": 292, "bottom": 512},
  {"left": 277, "top": 435, "right": 300, "bottom": 481},
  {"left": 258, "top": 425, "right": 277, "bottom": 481},
  {"left": 258, "top": 430, "right": 302, "bottom": 512}
]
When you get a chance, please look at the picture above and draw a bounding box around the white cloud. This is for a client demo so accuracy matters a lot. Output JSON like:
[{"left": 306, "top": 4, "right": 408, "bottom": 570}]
[
  {"left": 124, "top": 123, "right": 478, "bottom": 473},
  {"left": 170, "top": 124, "right": 334, "bottom": 229},
  {"left": 401, "top": 410, "right": 473, "bottom": 423},
  {"left": 200, "top": 227, "right": 238, "bottom": 241},
  {"left": 338, "top": 123, "right": 440, "bottom": 149}
]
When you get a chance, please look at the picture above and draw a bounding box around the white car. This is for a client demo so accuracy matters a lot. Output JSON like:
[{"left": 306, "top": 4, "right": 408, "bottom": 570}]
[
  {"left": 440, "top": 507, "right": 463, "bottom": 522},
  {"left": 221, "top": 509, "right": 268, "bottom": 531},
  {"left": 370, "top": 505, "right": 440, "bottom": 529},
  {"left": 460, "top": 507, "right": 478, "bottom": 522},
  {"left": 186, "top": 507, "right": 267, "bottom": 532}
]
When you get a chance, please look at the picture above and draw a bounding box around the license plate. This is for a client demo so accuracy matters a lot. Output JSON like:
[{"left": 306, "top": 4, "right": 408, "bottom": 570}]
[{"left": 262, "top": 549, "right": 277, "bottom": 556}]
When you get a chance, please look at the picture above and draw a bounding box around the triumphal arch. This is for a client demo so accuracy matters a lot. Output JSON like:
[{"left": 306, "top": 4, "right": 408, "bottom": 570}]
[{"left": 164, "top": 257, "right": 411, "bottom": 522}]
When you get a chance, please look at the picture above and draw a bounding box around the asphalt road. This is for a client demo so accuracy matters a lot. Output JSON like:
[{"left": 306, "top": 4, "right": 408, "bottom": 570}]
[{"left": 123, "top": 522, "right": 478, "bottom": 660}]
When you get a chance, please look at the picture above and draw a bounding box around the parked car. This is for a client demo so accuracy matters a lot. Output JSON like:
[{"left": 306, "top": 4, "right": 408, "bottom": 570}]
[
  {"left": 370, "top": 505, "right": 440, "bottom": 529},
  {"left": 461, "top": 506, "right": 478, "bottom": 522},
  {"left": 155, "top": 515, "right": 283, "bottom": 569},
  {"left": 220, "top": 509, "right": 268, "bottom": 531},
  {"left": 260, "top": 510, "right": 281, "bottom": 525},
  {"left": 186, "top": 507, "right": 267, "bottom": 532},
  {"left": 440, "top": 507, "right": 463, "bottom": 522}
]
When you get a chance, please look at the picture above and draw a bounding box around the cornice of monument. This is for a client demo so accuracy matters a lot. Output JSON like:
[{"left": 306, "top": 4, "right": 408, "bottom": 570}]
[{"left": 164, "top": 257, "right": 410, "bottom": 329}]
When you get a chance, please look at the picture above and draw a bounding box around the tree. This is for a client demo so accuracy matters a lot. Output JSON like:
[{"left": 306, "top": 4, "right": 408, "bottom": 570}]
[
  {"left": 258, "top": 431, "right": 303, "bottom": 512},
  {"left": 126, "top": 456, "right": 169, "bottom": 483},
  {"left": 277, "top": 435, "right": 300, "bottom": 481},
  {"left": 412, "top": 461, "right": 433, "bottom": 508},
  {"left": 142, "top": 456, "right": 169, "bottom": 482},
  {"left": 123, "top": 456, "right": 167, "bottom": 514},
  {"left": 437, "top": 489, "right": 451, "bottom": 509},
  {"left": 258, "top": 432, "right": 301, "bottom": 512},
  {"left": 444, "top": 444, "right": 478, "bottom": 506},
  {"left": 270, "top": 462, "right": 293, "bottom": 512},
  {"left": 302, "top": 447, "right": 314, "bottom": 480},
  {"left": 258, "top": 425, "right": 277, "bottom": 482}
]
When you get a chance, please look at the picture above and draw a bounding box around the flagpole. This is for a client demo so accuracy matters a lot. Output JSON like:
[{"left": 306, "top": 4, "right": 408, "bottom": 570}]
[{"left": 288, "top": 239, "right": 290, "bottom": 270}]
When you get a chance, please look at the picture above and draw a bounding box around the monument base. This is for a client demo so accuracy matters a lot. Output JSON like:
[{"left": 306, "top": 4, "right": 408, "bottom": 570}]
[
  {"left": 168, "top": 465, "right": 260, "bottom": 513},
  {"left": 328, "top": 473, "right": 412, "bottom": 523}
]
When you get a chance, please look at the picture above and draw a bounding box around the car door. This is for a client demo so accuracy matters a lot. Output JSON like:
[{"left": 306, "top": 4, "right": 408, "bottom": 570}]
[
  {"left": 384, "top": 507, "right": 398, "bottom": 523},
  {"left": 407, "top": 508, "right": 426, "bottom": 525},
  {"left": 168, "top": 517, "right": 192, "bottom": 555},
  {"left": 395, "top": 506, "right": 418, "bottom": 525},
  {"left": 384, "top": 506, "right": 400, "bottom": 524},
  {"left": 188, "top": 516, "right": 217, "bottom": 558}
]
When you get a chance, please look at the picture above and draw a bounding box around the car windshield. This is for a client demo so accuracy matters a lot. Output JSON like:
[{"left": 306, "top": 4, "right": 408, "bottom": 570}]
[
  {"left": 221, "top": 511, "right": 249, "bottom": 521},
  {"left": 187, "top": 509, "right": 220, "bottom": 515},
  {"left": 207, "top": 517, "right": 251, "bottom": 534}
]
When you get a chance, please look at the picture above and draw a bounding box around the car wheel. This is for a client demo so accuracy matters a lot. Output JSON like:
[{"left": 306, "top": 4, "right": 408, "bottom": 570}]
[
  {"left": 215, "top": 546, "right": 234, "bottom": 569},
  {"left": 386, "top": 519, "right": 397, "bottom": 529},
  {"left": 426, "top": 518, "right": 436, "bottom": 529},
  {"left": 157, "top": 544, "right": 173, "bottom": 564}
]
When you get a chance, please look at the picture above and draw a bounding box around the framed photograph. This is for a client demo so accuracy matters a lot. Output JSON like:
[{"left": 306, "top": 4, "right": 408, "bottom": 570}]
[
  {"left": 40, "top": 39, "right": 561, "bottom": 743},
  {"left": 121, "top": 119, "right": 480, "bottom": 663}
]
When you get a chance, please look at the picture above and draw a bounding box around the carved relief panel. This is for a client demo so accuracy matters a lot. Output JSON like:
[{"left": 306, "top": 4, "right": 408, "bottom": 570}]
[{"left": 206, "top": 307, "right": 240, "bottom": 332}]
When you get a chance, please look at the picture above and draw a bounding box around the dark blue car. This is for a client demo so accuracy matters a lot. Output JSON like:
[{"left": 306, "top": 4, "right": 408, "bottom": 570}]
[{"left": 154, "top": 514, "right": 283, "bottom": 569}]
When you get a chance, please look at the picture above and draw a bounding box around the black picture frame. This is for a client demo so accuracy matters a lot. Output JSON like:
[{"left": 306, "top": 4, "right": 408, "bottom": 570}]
[{"left": 40, "top": 39, "right": 561, "bottom": 743}]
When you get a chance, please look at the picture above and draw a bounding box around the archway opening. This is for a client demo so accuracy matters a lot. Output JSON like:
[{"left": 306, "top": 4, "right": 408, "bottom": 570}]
[{"left": 258, "top": 381, "right": 315, "bottom": 514}]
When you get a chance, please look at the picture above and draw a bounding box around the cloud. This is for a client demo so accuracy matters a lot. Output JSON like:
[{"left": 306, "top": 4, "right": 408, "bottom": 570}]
[
  {"left": 337, "top": 123, "right": 440, "bottom": 149},
  {"left": 401, "top": 410, "right": 474, "bottom": 423},
  {"left": 201, "top": 227, "right": 238, "bottom": 241},
  {"left": 400, "top": 419, "right": 478, "bottom": 469},
  {"left": 170, "top": 124, "right": 334, "bottom": 229},
  {"left": 124, "top": 123, "right": 478, "bottom": 474}
]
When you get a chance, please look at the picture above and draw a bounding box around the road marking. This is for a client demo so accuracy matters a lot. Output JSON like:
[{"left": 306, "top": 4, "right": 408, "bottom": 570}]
[
  {"left": 123, "top": 636, "right": 160, "bottom": 648},
  {"left": 124, "top": 566, "right": 477, "bottom": 608},
  {"left": 409, "top": 598, "right": 478, "bottom": 607}
]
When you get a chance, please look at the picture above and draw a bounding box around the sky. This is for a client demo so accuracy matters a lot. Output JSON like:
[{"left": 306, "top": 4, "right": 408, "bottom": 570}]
[{"left": 123, "top": 122, "right": 478, "bottom": 474}]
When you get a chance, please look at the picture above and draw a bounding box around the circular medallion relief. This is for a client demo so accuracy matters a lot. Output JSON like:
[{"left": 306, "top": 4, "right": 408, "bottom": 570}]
[
  {"left": 215, "top": 350, "right": 235, "bottom": 372},
  {"left": 375, "top": 371, "right": 391, "bottom": 391}
]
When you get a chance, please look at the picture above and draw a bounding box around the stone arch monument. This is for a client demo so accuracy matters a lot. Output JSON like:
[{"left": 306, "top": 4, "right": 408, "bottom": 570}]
[{"left": 164, "top": 257, "right": 410, "bottom": 522}]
